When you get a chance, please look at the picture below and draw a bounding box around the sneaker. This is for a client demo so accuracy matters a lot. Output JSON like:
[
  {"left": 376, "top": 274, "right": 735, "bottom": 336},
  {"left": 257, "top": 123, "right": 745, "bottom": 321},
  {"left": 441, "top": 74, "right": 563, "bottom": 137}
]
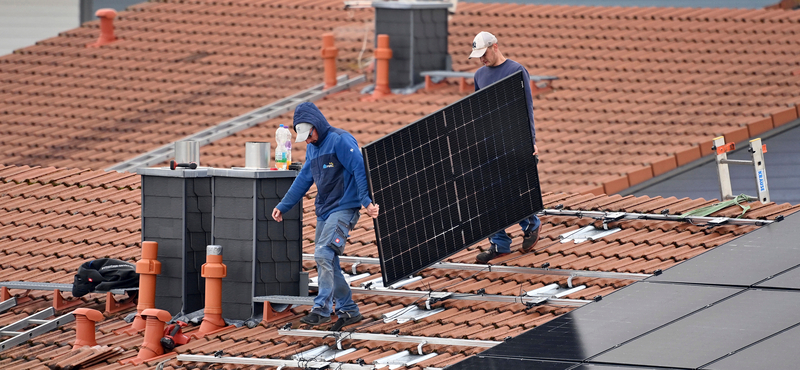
[
  {"left": 300, "top": 312, "right": 331, "bottom": 326},
  {"left": 330, "top": 313, "right": 363, "bottom": 331},
  {"left": 521, "top": 226, "right": 542, "bottom": 253},
  {"left": 476, "top": 244, "right": 510, "bottom": 264}
]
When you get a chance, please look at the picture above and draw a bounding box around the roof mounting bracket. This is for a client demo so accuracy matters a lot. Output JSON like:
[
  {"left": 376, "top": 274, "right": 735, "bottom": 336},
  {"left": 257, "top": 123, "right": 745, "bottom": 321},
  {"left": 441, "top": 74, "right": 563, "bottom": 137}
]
[
  {"left": 559, "top": 225, "right": 622, "bottom": 244},
  {"left": 374, "top": 350, "right": 438, "bottom": 369},
  {"left": 417, "top": 341, "right": 427, "bottom": 355},
  {"left": 601, "top": 212, "right": 626, "bottom": 230},
  {"left": 352, "top": 261, "right": 361, "bottom": 275},
  {"left": 292, "top": 345, "right": 356, "bottom": 361},
  {"left": 567, "top": 275, "right": 575, "bottom": 288},
  {"left": 425, "top": 292, "right": 453, "bottom": 310},
  {"left": 383, "top": 305, "right": 445, "bottom": 324}
]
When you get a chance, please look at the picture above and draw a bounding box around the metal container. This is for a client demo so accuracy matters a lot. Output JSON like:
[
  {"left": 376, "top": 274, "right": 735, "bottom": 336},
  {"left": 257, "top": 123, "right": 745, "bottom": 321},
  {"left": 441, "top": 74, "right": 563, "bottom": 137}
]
[
  {"left": 245, "top": 142, "right": 271, "bottom": 168},
  {"left": 175, "top": 140, "right": 200, "bottom": 165}
]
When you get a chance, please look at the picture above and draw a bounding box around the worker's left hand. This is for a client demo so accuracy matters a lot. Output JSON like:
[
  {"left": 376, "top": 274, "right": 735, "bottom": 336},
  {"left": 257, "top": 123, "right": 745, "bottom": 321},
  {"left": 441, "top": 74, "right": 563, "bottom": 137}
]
[
  {"left": 366, "top": 203, "right": 380, "bottom": 218},
  {"left": 533, "top": 144, "right": 538, "bottom": 156}
]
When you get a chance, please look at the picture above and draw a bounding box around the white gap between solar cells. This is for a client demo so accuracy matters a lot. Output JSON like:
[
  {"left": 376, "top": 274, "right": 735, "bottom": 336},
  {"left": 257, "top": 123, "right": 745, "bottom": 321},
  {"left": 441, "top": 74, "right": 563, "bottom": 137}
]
[
  {"left": 559, "top": 225, "right": 622, "bottom": 244},
  {"left": 292, "top": 345, "right": 356, "bottom": 362},
  {"left": 382, "top": 305, "right": 446, "bottom": 324},
  {"left": 374, "top": 350, "right": 438, "bottom": 369}
]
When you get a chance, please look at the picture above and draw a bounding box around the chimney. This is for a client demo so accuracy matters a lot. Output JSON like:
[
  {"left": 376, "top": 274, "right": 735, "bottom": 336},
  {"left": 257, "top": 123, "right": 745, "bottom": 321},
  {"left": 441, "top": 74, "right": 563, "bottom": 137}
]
[
  {"left": 72, "top": 308, "right": 104, "bottom": 348},
  {"left": 372, "top": 1, "right": 450, "bottom": 89},
  {"left": 192, "top": 245, "right": 228, "bottom": 338},
  {"left": 138, "top": 164, "right": 212, "bottom": 317},
  {"left": 119, "top": 308, "right": 172, "bottom": 365},
  {"left": 321, "top": 33, "right": 339, "bottom": 89},
  {"left": 87, "top": 9, "right": 118, "bottom": 48},
  {"left": 118, "top": 241, "right": 161, "bottom": 335}
]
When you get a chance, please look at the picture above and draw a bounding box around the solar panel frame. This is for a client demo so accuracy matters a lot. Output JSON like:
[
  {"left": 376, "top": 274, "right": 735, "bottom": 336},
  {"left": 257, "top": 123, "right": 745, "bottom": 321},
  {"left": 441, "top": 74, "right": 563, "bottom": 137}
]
[{"left": 362, "top": 71, "right": 543, "bottom": 286}]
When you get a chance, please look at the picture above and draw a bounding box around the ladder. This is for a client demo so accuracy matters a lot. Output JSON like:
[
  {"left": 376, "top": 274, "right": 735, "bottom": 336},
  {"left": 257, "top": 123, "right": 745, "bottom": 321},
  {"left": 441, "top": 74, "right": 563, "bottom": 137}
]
[
  {"left": 0, "top": 307, "right": 75, "bottom": 353},
  {"left": 712, "top": 136, "right": 770, "bottom": 204}
]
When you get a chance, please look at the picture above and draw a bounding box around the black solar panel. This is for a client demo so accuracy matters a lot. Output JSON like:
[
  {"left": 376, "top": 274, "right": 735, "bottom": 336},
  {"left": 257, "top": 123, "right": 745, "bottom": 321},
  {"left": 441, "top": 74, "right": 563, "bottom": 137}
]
[{"left": 362, "top": 71, "right": 543, "bottom": 286}]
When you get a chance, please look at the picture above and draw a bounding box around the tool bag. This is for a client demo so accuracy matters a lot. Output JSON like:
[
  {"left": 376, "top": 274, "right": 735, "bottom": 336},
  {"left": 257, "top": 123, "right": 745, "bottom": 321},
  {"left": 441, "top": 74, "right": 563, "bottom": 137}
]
[{"left": 72, "top": 258, "right": 139, "bottom": 297}]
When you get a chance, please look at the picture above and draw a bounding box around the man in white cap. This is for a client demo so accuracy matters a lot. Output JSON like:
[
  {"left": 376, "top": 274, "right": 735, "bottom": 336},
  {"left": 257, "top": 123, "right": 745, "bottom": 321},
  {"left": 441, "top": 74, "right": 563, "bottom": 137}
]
[
  {"left": 272, "top": 102, "right": 379, "bottom": 330},
  {"left": 470, "top": 31, "right": 543, "bottom": 264}
]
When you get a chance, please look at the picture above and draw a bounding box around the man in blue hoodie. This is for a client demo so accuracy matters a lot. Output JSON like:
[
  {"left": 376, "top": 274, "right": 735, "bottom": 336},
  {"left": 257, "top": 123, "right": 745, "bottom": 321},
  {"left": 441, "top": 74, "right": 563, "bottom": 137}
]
[
  {"left": 272, "top": 102, "right": 379, "bottom": 330},
  {"left": 470, "top": 31, "right": 543, "bottom": 264}
]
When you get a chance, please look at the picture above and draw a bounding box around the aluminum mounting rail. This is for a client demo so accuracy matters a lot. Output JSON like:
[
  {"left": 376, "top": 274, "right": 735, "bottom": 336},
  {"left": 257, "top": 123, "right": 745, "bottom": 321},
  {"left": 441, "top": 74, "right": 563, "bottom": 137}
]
[
  {"left": 301, "top": 254, "right": 651, "bottom": 281},
  {"left": 176, "top": 354, "right": 375, "bottom": 370},
  {"left": 256, "top": 287, "right": 592, "bottom": 308},
  {"left": 538, "top": 209, "right": 777, "bottom": 227},
  {"left": 279, "top": 329, "right": 502, "bottom": 348},
  {"left": 420, "top": 70, "right": 558, "bottom": 82},
  {"left": 0, "top": 307, "right": 75, "bottom": 353},
  {"left": 107, "top": 74, "right": 366, "bottom": 173},
  {"left": 0, "top": 281, "right": 137, "bottom": 295}
]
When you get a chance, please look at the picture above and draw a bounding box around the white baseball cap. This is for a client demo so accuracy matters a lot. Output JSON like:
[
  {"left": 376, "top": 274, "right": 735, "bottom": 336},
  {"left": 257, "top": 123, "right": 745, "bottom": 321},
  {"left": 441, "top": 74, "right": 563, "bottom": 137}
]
[
  {"left": 469, "top": 31, "right": 497, "bottom": 59},
  {"left": 294, "top": 123, "right": 313, "bottom": 142}
]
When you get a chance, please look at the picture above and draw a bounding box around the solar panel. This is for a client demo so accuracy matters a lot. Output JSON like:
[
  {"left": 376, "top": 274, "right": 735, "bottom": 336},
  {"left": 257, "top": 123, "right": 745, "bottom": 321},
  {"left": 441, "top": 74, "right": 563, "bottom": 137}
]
[
  {"left": 701, "top": 322, "right": 800, "bottom": 370},
  {"left": 478, "top": 282, "right": 740, "bottom": 362},
  {"left": 649, "top": 212, "right": 800, "bottom": 287},
  {"left": 363, "top": 71, "right": 543, "bottom": 286},
  {"left": 592, "top": 289, "right": 800, "bottom": 368}
]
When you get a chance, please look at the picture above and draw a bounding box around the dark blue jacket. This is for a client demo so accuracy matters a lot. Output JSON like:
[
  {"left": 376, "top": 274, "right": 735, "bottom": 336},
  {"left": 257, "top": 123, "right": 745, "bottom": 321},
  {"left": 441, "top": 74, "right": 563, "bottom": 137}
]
[
  {"left": 276, "top": 102, "right": 372, "bottom": 220},
  {"left": 474, "top": 59, "right": 536, "bottom": 144}
]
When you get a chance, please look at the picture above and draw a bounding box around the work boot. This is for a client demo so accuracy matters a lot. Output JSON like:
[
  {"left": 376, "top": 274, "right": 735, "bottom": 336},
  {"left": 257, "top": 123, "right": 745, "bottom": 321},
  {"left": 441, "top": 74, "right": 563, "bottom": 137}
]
[
  {"left": 521, "top": 225, "right": 542, "bottom": 253},
  {"left": 300, "top": 312, "right": 331, "bottom": 326},
  {"left": 331, "top": 313, "right": 363, "bottom": 331},
  {"left": 476, "top": 244, "right": 510, "bottom": 264}
]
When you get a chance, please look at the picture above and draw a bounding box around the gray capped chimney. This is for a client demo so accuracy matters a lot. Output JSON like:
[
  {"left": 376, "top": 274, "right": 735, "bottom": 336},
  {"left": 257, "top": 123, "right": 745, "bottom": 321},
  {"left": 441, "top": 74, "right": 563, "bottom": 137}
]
[{"left": 373, "top": 1, "right": 451, "bottom": 89}]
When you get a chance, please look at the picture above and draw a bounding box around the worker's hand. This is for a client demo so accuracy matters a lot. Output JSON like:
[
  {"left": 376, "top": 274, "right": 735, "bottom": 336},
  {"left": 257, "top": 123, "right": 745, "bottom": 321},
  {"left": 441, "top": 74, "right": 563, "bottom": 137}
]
[
  {"left": 366, "top": 203, "right": 380, "bottom": 218},
  {"left": 271, "top": 208, "right": 283, "bottom": 222},
  {"left": 533, "top": 144, "right": 539, "bottom": 156}
]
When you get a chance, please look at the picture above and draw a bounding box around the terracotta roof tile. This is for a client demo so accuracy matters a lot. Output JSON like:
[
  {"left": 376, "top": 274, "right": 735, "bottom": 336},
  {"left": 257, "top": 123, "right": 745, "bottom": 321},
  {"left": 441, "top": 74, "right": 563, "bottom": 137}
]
[{"left": 1, "top": 0, "right": 800, "bottom": 367}]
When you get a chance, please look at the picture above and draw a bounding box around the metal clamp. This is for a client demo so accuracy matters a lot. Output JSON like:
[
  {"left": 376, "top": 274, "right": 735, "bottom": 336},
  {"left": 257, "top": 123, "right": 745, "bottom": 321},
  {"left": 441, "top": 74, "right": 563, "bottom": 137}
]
[{"left": 417, "top": 341, "right": 427, "bottom": 355}]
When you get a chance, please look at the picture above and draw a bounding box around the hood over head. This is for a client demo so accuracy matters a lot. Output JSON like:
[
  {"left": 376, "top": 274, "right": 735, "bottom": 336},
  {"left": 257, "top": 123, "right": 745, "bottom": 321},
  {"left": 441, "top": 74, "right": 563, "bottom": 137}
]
[{"left": 292, "top": 102, "right": 332, "bottom": 145}]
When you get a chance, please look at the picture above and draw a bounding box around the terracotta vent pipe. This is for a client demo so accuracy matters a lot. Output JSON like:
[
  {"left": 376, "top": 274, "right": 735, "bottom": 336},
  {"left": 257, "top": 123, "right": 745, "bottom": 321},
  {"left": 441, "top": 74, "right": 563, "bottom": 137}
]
[
  {"left": 119, "top": 308, "right": 172, "bottom": 365},
  {"left": 87, "top": 9, "right": 118, "bottom": 48},
  {"left": 72, "top": 308, "right": 104, "bottom": 348},
  {"left": 370, "top": 34, "right": 392, "bottom": 99},
  {"left": 192, "top": 245, "right": 228, "bottom": 338},
  {"left": 119, "top": 241, "right": 160, "bottom": 335},
  {"left": 321, "top": 33, "right": 339, "bottom": 89}
]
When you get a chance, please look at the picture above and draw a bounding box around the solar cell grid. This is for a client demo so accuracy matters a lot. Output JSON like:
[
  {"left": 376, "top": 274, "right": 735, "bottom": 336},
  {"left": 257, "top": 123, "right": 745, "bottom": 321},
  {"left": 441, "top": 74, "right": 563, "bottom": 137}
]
[{"left": 363, "top": 71, "right": 543, "bottom": 285}]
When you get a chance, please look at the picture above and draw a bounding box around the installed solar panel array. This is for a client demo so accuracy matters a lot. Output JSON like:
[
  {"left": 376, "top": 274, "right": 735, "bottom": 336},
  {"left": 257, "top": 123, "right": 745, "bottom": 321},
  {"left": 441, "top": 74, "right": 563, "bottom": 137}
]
[
  {"left": 363, "top": 71, "right": 543, "bottom": 286},
  {"left": 448, "top": 211, "right": 800, "bottom": 370}
]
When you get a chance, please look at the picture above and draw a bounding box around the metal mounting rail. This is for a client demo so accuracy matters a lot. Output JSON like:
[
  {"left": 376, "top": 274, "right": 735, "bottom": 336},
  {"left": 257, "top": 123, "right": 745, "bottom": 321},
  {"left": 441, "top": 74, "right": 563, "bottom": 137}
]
[
  {"left": 301, "top": 254, "right": 651, "bottom": 281},
  {"left": 0, "top": 281, "right": 137, "bottom": 295},
  {"left": 255, "top": 288, "right": 592, "bottom": 308},
  {"left": 176, "top": 354, "right": 375, "bottom": 370},
  {"left": 0, "top": 307, "right": 75, "bottom": 353},
  {"left": 280, "top": 329, "right": 502, "bottom": 347},
  {"left": 538, "top": 209, "right": 776, "bottom": 226},
  {"left": 420, "top": 70, "right": 558, "bottom": 82},
  {"left": 107, "top": 74, "right": 366, "bottom": 173},
  {"left": 0, "top": 298, "right": 16, "bottom": 314}
]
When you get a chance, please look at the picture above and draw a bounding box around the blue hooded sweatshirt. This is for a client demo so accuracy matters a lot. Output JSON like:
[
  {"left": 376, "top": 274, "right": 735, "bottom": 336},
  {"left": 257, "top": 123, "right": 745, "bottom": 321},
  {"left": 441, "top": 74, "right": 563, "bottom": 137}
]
[{"left": 276, "top": 102, "right": 372, "bottom": 220}]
